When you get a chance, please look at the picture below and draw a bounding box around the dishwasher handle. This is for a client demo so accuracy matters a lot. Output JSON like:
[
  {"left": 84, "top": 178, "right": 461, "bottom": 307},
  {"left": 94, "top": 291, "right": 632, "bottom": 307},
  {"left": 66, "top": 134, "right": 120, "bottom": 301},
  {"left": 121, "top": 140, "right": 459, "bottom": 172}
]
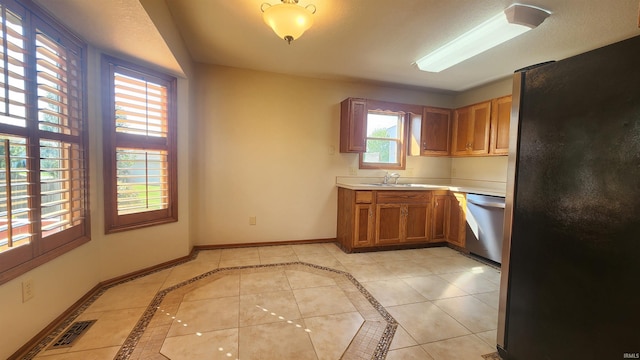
[{"left": 467, "top": 198, "right": 506, "bottom": 209}]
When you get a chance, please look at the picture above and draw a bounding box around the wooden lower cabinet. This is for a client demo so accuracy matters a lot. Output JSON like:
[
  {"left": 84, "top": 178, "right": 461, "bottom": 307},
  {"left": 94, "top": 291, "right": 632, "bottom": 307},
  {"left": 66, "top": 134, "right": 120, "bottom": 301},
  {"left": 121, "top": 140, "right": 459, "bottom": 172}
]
[
  {"left": 337, "top": 188, "right": 375, "bottom": 252},
  {"left": 337, "top": 188, "right": 433, "bottom": 251},
  {"left": 375, "top": 202, "right": 431, "bottom": 245},
  {"left": 337, "top": 188, "right": 467, "bottom": 252},
  {"left": 405, "top": 203, "right": 431, "bottom": 242},
  {"left": 446, "top": 192, "right": 466, "bottom": 247},
  {"left": 432, "top": 192, "right": 448, "bottom": 241},
  {"left": 432, "top": 191, "right": 467, "bottom": 247},
  {"left": 375, "top": 191, "right": 431, "bottom": 246},
  {"left": 354, "top": 204, "right": 374, "bottom": 247},
  {"left": 375, "top": 204, "right": 403, "bottom": 245}
]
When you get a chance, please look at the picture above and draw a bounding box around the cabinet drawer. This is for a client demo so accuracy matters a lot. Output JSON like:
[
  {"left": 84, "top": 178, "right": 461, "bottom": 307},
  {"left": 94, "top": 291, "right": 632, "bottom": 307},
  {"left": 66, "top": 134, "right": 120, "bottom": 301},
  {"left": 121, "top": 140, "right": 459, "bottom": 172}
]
[
  {"left": 355, "top": 191, "right": 373, "bottom": 204},
  {"left": 376, "top": 191, "right": 431, "bottom": 204}
]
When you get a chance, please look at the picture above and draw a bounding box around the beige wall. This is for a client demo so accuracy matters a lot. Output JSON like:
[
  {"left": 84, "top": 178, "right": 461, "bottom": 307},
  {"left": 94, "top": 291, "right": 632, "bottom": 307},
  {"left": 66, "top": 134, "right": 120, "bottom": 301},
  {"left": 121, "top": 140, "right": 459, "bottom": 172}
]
[
  {"left": 454, "top": 76, "right": 512, "bottom": 108},
  {"left": 0, "top": 244, "right": 99, "bottom": 358},
  {"left": 450, "top": 156, "right": 509, "bottom": 189},
  {"left": 191, "top": 65, "right": 455, "bottom": 245}
]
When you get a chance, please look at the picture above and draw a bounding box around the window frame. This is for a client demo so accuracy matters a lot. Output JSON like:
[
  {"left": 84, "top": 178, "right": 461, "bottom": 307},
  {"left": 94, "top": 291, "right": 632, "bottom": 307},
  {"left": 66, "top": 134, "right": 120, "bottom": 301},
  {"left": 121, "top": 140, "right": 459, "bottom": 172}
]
[
  {"left": 0, "top": 0, "right": 90, "bottom": 285},
  {"left": 358, "top": 100, "right": 421, "bottom": 170},
  {"left": 359, "top": 109, "right": 406, "bottom": 170},
  {"left": 101, "top": 55, "right": 178, "bottom": 233}
]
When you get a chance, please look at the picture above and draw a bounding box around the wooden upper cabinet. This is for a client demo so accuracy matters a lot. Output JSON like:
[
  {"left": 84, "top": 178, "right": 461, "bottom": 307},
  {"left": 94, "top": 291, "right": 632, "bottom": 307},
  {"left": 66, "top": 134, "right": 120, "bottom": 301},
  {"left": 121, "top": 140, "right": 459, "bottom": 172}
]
[
  {"left": 340, "top": 98, "right": 367, "bottom": 153},
  {"left": 421, "top": 107, "right": 451, "bottom": 156},
  {"left": 452, "top": 106, "right": 471, "bottom": 155},
  {"left": 452, "top": 101, "right": 491, "bottom": 156},
  {"left": 490, "top": 95, "right": 512, "bottom": 155},
  {"left": 471, "top": 102, "right": 491, "bottom": 154}
]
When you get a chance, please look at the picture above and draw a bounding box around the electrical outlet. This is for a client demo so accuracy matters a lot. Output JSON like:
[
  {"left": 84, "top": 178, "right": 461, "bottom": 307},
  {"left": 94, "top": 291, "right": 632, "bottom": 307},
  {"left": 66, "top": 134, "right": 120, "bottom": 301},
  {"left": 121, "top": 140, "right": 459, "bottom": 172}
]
[
  {"left": 328, "top": 145, "right": 335, "bottom": 155},
  {"left": 451, "top": 167, "right": 457, "bottom": 177},
  {"left": 349, "top": 167, "right": 358, "bottom": 176},
  {"left": 22, "top": 279, "right": 34, "bottom": 302},
  {"left": 406, "top": 168, "right": 414, "bottom": 176},
  {"left": 249, "top": 216, "right": 257, "bottom": 225}
]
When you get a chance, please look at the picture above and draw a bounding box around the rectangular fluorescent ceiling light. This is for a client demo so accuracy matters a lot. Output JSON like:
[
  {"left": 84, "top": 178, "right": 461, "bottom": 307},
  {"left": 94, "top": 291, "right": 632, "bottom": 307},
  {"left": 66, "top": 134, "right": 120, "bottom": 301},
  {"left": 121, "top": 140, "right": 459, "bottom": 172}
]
[{"left": 416, "top": 3, "right": 551, "bottom": 73}]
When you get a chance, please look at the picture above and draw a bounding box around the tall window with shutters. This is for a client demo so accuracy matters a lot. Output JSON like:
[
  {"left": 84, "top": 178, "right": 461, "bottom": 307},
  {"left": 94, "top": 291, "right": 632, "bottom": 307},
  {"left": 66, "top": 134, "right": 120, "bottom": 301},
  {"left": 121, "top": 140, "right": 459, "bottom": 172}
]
[
  {"left": 0, "top": 0, "right": 89, "bottom": 284},
  {"left": 102, "top": 55, "right": 177, "bottom": 233}
]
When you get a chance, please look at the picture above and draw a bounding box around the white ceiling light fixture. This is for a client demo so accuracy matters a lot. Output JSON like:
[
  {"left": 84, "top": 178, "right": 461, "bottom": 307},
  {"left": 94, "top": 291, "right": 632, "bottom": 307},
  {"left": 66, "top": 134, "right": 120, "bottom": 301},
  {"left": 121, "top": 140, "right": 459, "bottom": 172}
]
[
  {"left": 416, "top": 3, "right": 551, "bottom": 72},
  {"left": 261, "top": 0, "right": 316, "bottom": 44}
]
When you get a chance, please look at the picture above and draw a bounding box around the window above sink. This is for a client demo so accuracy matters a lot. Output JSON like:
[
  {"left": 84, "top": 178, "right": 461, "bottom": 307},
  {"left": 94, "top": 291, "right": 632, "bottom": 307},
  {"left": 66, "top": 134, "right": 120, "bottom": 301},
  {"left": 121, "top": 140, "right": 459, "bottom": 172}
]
[
  {"left": 340, "top": 98, "right": 423, "bottom": 171},
  {"left": 360, "top": 110, "right": 405, "bottom": 169}
]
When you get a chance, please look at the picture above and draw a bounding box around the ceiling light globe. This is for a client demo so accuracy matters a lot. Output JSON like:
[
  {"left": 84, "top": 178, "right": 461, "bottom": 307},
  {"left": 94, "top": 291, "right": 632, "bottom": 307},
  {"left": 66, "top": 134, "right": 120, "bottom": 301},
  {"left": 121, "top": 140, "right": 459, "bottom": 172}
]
[{"left": 263, "top": 2, "right": 314, "bottom": 43}]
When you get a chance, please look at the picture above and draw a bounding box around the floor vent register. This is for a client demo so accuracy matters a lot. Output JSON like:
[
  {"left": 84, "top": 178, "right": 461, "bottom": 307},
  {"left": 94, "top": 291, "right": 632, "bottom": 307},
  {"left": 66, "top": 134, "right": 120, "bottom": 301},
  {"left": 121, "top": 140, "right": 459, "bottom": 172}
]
[{"left": 49, "top": 320, "right": 97, "bottom": 349}]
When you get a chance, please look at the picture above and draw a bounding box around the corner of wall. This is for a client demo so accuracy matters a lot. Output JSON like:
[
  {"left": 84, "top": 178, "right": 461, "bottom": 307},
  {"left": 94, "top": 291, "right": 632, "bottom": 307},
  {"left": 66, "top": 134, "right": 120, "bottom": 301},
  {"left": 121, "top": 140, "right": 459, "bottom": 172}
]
[{"left": 453, "top": 77, "right": 512, "bottom": 107}]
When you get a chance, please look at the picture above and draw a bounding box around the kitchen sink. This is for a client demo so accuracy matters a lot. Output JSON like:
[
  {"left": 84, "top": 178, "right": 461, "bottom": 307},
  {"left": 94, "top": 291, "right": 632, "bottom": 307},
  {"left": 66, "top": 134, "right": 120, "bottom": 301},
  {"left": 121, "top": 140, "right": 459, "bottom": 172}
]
[{"left": 366, "top": 183, "right": 443, "bottom": 188}]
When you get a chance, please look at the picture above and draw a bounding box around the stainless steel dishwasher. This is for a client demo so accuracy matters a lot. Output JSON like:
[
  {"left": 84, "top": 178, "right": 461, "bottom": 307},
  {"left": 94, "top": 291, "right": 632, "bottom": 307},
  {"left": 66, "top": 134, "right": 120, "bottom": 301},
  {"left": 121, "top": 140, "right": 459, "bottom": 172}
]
[{"left": 465, "top": 193, "right": 505, "bottom": 264}]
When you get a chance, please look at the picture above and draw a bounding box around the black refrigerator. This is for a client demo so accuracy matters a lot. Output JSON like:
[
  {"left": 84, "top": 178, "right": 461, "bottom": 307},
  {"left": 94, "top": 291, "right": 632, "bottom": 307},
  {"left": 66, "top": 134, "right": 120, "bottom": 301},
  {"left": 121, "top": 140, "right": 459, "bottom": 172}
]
[{"left": 497, "top": 35, "right": 640, "bottom": 359}]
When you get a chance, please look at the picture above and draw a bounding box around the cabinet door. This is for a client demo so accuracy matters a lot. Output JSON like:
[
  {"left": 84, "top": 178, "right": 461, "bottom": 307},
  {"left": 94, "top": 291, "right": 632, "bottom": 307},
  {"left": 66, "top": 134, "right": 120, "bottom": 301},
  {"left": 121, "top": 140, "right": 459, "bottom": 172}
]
[
  {"left": 469, "top": 101, "right": 491, "bottom": 155},
  {"left": 490, "top": 95, "right": 512, "bottom": 155},
  {"left": 452, "top": 106, "right": 471, "bottom": 156},
  {"left": 446, "top": 193, "right": 466, "bottom": 247},
  {"left": 432, "top": 194, "right": 448, "bottom": 241},
  {"left": 375, "top": 204, "right": 403, "bottom": 245},
  {"left": 452, "top": 101, "right": 492, "bottom": 156},
  {"left": 354, "top": 204, "right": 374, "bottom": 247},
  {"left": 405, "top": 203, "right": 430, "bottom": 243},
  {"left": 340, "top": 98, "right": 367, "bottom": 153},
  {"left": 421, "top": 107, "right": 451, "bottom": 156}
]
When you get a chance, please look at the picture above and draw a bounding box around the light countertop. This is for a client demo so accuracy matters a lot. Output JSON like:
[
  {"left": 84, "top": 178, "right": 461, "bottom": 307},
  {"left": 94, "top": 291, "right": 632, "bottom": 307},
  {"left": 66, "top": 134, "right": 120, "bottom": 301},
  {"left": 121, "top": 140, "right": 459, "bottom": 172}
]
[{"left": 336, "top": 182, "right": 506, "bottom": 197}]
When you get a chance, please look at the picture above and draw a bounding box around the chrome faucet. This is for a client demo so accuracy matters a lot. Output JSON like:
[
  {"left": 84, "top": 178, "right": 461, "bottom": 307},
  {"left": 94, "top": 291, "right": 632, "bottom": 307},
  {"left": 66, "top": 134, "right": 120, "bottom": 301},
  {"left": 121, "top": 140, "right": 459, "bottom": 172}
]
[{"left": 383, "top": 172, "right": 401, "bottom": 184}]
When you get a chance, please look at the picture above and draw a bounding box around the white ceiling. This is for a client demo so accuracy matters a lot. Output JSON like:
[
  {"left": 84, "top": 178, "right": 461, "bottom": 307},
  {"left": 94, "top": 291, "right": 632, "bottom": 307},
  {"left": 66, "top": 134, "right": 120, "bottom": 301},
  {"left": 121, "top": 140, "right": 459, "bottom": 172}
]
[{"left": 37, "top": 0, "right": 640, "bottom": 93}]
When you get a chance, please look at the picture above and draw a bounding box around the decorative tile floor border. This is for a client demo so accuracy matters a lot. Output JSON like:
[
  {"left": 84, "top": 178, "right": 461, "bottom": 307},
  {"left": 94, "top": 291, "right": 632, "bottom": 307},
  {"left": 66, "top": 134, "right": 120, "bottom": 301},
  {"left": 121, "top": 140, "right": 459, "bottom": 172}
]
[
  {"left": 482, "top": 352, "right": 503, "bottom": 359},
  {"left": 21, "top": 252, "right": 199, "bottom": 360},
  {"left": 22, "top": 256, "right": 397, "bottom": 360},
  {"left": 117, "top": 262, "right": 397, "bottom": 360}
]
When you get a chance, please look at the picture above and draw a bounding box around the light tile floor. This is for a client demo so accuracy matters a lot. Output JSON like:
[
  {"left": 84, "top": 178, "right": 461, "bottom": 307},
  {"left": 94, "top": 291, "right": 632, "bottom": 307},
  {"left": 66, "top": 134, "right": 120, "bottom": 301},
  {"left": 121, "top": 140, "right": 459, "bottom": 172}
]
[{"left": 29, "top": 243, "right": 500, "bottom": 360}]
